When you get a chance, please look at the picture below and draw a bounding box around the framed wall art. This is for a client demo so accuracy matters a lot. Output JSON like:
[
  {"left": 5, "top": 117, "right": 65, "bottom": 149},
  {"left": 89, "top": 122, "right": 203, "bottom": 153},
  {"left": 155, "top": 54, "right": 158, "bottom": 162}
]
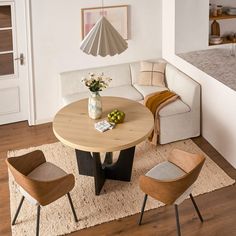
[{"left": 81, "top": 5, "right": 128, "bottom": 40}]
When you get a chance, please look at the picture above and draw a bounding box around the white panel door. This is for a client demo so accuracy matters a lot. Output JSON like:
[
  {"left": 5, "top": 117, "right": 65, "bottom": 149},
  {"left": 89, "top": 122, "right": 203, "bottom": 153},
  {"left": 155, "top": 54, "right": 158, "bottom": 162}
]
[{"left": 0, "top": 0, "right": 29, "bottom": 125}]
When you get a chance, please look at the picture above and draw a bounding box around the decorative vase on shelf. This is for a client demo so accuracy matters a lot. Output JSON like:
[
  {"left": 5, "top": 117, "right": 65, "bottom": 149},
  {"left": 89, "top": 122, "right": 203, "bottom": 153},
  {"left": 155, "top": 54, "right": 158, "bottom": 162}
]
[{"left": 88, "top": 91, "right": 102, "bottom": 119}]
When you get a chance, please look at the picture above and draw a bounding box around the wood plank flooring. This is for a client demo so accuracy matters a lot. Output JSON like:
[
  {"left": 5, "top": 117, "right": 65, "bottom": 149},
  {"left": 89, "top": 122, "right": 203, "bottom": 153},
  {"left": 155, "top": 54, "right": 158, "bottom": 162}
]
[{"left": 0, "top": 121, "right": 235, "bottom": 236}]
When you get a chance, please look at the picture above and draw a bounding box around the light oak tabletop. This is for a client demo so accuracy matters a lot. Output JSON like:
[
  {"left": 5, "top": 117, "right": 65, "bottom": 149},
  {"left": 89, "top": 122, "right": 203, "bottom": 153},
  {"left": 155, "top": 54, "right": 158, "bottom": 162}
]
[{"left": 53, "top": 97, "right": 154, "bottom": 152}]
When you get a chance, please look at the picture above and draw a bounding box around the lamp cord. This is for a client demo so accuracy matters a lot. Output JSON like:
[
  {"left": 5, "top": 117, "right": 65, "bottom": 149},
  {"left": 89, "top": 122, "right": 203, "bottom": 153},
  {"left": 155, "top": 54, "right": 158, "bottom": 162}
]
[{"left": 101, "top": 0, "right": 104, "bottom": 16}]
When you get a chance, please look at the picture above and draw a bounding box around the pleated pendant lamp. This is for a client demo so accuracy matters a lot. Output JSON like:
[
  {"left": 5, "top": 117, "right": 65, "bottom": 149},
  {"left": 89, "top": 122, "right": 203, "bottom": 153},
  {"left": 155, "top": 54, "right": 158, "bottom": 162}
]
[{"left": 80, "top": 15, "right": 128, "bottom": 57}]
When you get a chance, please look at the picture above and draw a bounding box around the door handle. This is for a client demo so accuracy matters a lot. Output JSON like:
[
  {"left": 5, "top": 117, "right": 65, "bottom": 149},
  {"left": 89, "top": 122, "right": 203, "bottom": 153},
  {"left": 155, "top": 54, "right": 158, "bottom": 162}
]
[{"left": 15, "top": 53, "right": 25, "bottom": 65}]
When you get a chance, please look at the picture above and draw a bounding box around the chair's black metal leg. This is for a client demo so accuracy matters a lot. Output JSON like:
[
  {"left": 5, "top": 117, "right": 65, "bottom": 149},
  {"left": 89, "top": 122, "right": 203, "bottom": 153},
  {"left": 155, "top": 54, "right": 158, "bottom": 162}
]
[
  {"left": 138, "top": 194, "right": 148, "bottom": 225},
  {"left": 67, "top": 193, "right": 78, "bottom": 222},
  {"left": 190, "top": 194, "right": 203, "bottom": 222},
  {"left": 175, "top": 205, "right": 181, "bottom": 236},
  {"left": 36, "top": 205, "right": 40, "bottom": 236},
  {"left": 12, "top": 196, "right": 25, "bottom": 225}
]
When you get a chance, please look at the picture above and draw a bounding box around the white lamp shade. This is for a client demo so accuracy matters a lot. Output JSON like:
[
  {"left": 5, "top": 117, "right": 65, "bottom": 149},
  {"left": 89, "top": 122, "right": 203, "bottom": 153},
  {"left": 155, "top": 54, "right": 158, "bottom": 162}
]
[{"left": 80, "top": 16, "right": 128, "bottom": 57}]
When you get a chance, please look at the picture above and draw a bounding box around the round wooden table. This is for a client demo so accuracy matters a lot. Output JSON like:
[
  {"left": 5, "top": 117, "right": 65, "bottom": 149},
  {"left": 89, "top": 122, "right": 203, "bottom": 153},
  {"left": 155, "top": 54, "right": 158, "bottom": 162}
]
[{"left": 53, "top": 96, "right": 154, "bottom": 195}]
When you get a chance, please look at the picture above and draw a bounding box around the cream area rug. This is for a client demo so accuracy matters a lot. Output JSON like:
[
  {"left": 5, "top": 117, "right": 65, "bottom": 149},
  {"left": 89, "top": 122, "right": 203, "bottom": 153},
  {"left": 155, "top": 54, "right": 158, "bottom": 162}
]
[{"left": 8, "top": 139, "right": 235, "bottom": 236}]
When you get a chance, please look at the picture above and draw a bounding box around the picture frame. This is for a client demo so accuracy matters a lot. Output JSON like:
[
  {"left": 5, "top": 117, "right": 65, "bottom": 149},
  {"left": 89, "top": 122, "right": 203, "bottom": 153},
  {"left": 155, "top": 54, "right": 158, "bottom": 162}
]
[{"left": 81, "top": 5, "right": 128, "bottom": 40}]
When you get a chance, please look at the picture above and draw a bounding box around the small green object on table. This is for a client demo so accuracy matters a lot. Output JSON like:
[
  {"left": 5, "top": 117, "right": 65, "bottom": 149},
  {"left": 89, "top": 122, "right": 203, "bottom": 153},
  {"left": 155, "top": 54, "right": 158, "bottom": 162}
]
[{"left": 107, "top": 109, "right": 125, "bottom": 124}]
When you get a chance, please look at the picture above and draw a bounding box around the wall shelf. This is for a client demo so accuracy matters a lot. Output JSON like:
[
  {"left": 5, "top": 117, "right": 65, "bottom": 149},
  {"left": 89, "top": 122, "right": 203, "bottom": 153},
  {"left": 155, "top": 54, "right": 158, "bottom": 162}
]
[
  {"left": 210, "top": 13, "right": 236, "bottom": 21},
  {"left": 209, "top": 37, "right": 235, "bottom": 46},
  {"left": 209, "top": 11, "right": 236, "bottom": 46}
]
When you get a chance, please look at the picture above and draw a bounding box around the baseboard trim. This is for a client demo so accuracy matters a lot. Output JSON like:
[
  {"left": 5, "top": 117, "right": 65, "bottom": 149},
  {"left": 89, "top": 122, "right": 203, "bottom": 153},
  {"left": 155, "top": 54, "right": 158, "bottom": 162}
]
[{"left": 35, "top": 117, "right": 53, "bottom": 125}]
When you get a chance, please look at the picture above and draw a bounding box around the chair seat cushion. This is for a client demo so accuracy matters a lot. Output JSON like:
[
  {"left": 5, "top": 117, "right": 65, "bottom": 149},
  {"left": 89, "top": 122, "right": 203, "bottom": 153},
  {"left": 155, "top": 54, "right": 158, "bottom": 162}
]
[
  {"left": 28, "top": 162, "right": 67, "bottom": 181},
  {"left": 145, "top": 161, "right": 194, "bottom": 205},
  {"left": 133, "top": 84, "right": 168, "bottom": 97},
  {"left": 146, "top": 161, "right": 185, "bottom": 180},
  {"left": 62, "top": 85, "right": 143, "bottom": 105},
  {"left": 20, "top": 162, "right": 67, "bottom": 205},
  {"left": 159, "top": 99, "right": 190, "bottom": 117},
  {"left": 100, "top": 85, "right": 143, "bottom": 101}
]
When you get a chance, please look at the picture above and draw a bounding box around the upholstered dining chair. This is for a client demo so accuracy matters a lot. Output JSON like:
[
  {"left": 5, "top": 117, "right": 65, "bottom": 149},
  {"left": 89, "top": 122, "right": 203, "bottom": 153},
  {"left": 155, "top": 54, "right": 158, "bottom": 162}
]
[
  {"left": 138, "top": 148, "right": 205, "bottom": 236},
  {"left": 6, "top": 150, "right": 78, "bottom": 236}
]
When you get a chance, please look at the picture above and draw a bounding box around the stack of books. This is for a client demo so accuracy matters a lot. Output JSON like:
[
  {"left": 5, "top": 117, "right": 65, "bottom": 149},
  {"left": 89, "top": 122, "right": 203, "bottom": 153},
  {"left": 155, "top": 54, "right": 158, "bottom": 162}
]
[{"left": 94, "top": 120, "right": 115, "bottom": 132}]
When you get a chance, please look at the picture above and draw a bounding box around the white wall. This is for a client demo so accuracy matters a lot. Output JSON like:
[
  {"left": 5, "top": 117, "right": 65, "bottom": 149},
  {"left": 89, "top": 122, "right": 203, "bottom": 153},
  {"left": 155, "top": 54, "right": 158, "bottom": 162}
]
[
  {"left": 163, "top": 0, "right": 236, "bottom": 168},
  {"left": 30, "top": 0, "right": 162, "bottom": 123},
  {"left": 175, "top": 0, "right": 209, "bottom": 53}
]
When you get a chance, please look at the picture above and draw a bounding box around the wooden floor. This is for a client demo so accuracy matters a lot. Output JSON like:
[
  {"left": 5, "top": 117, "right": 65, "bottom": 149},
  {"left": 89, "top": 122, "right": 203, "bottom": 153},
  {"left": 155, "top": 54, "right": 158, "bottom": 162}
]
[{"left": 0, "top": 121, "right": 235, "bottom": 236}]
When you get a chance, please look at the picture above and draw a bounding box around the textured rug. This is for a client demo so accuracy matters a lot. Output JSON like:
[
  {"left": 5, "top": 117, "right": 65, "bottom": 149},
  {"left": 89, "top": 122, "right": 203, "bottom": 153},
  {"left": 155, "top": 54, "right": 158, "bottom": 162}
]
[{"left": 8, "top": 139, "right": 235, "bottom": 236}]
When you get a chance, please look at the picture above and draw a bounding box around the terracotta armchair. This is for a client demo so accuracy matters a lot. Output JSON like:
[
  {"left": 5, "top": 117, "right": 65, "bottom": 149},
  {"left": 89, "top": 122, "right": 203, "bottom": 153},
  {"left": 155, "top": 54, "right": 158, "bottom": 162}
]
[
  {"left": 139, "top": 148, "right": 205, "bottom": 236},
  {"left": 6, "top": 150, "right": 78, "bottom": 236}
]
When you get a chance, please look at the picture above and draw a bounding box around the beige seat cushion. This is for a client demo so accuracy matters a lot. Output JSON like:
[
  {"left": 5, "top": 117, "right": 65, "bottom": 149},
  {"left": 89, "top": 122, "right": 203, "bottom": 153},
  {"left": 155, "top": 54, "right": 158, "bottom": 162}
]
[
  {"left": 28, "top": 162, "right": 67, "bottom": 181},
  {"left": 159, "top": 99, "right": 191, "bottom": 117},
  {"left": 146, "top": 161, "right": 185, "bottom": 180},
  {"left": 100, "top": 85, "right": 143, "bottom": 101},
  {"left": 20, "top": 162, "right": 67, "bottom": 205},
  {"left": 138, "top": 61, "right": 166, "bottom": 87},
  {"left": 145, "top": 161, "right": 193, "bottom": 205},
  {"left": 133, "top": 84, "right": 168, "bottom": 98}
]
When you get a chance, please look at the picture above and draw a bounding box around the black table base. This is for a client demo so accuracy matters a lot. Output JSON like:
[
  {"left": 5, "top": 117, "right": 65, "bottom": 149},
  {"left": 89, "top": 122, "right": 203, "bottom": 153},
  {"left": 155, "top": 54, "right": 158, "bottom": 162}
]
[{"left": 75, "top": 146, "right": 136, "bottom": 195}]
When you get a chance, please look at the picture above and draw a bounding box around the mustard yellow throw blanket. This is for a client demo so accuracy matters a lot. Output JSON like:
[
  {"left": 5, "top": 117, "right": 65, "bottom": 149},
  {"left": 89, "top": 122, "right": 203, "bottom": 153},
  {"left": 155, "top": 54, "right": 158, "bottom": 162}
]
[{"left": 144, "top": 90, "right": 178, "bottom": 145}]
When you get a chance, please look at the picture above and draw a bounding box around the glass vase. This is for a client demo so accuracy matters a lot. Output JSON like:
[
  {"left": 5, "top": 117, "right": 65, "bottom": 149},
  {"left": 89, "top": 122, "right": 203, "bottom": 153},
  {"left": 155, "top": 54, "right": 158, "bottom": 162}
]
[{"left": 88, "top": 92, "right": 102, "bottom": 119}]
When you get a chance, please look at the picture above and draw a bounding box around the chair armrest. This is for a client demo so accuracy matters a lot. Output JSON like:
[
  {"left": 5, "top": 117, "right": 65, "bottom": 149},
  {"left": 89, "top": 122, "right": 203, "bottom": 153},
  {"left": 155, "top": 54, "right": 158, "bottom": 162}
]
[{"left": 165, "top": 64, "right": 200, "bottom": 108}]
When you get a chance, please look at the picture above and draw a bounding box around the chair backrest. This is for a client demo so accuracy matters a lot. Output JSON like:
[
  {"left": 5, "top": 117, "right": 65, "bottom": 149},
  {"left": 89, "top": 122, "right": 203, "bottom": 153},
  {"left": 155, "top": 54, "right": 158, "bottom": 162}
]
[
  {"left": 6, "top": 150, "right": 75, "bottom": 206},
  {"left": 168, "top": 149, "right": 205, "bottom": 174},
  {"left": 6, "top": 150, "right": 46, "bottom": 191},
  {"left": 7, "top": 150, "right": 46, "bottom": 175},
  {"left": 139, "top": 149, "right": 205, "bottom": 205}
]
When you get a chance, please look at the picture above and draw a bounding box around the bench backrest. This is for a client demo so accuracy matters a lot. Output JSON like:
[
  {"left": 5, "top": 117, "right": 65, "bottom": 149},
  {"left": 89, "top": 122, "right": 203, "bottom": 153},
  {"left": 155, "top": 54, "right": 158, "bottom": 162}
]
[{"left": 60, "top": 63, "right": 131, "bottom": 96}]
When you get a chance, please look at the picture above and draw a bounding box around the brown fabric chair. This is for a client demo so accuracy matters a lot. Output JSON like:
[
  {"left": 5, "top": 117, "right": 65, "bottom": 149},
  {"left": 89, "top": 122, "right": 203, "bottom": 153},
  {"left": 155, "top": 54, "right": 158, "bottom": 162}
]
[
  {"left": 138, "top": 148, "right": 205, "bottom": 236},
  {"left": 6, "top": 150, "right": 78, "bottom": 236}
]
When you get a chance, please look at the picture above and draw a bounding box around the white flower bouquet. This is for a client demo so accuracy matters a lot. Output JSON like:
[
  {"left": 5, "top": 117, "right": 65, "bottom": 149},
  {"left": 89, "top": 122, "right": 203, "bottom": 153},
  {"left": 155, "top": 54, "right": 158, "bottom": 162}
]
[{"left": 81, "top": 73, "right": 112, "bottom": 93}]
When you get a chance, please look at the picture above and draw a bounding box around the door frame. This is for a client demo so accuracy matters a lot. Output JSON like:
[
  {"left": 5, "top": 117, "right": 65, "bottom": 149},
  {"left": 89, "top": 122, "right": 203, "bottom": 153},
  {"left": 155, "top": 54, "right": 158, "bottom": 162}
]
[
  {"left": 1, "top": 0, "right": 37, "bottom": 126},
  {"left": 24, "top": 0, "right": 36, "bottom": 125},
  {"left": 4, "top": 0, "right": 36, "bottom": 125}
]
